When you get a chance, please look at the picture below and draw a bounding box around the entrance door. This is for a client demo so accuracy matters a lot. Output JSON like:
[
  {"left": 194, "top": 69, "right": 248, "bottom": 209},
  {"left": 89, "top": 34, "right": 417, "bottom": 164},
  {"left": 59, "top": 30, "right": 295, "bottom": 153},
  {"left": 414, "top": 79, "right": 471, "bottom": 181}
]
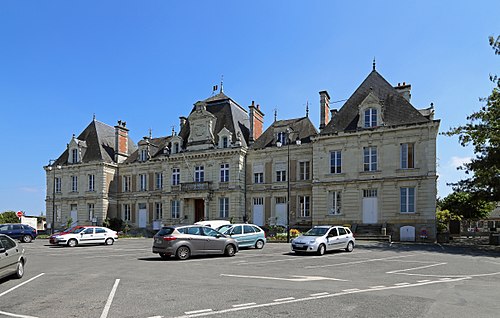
[
  {"left": 275, "top": 197, "right": 287, "bottom": 226},
  {"left": 400, "top": 226, "right": 415, "bottom": 242},
  {"left": 362, "top": 189, "right": 378, "bottom": 224},
  {"left": 138, "top": 203, "right": 147, "bottom": 228},
  {"left": 195, "top": 199, "right": 205, "bottom": 222},
  {"left": 252, "top": 198, "right": 264, "bottom": 226},
  {"left": 70, "top": 206, "right": 78, "bottom": 226}
]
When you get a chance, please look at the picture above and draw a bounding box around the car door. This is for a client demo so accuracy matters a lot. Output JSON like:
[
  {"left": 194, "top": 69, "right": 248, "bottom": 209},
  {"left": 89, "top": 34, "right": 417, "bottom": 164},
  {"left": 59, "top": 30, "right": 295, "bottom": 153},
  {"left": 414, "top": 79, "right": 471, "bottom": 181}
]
[
  {"left": 243, "top": 225, "right": 257, "bottom": 246},
  {"left": 93, "top": 228, "right": 108, "bottom": 244},
  {"left": 185, "top": 227, "right": 206, "bottom": 254},
  {"left": 228, "top": 225, "right": 244, "bottom": 246},
  {"left": 337, "top": 227, "right": 349, "bottom": 248},
  {"left": 201, "top": 227, "right": 226, "bottom": 254},
  {"left": 0, "top": 236, "right": 18, "bottom": 279},
  {"left": 326, "top": 228, "right": 341, "bottom": 250},
  {"left": 79, "top": 228, "right": 96, "bottom": 244}
]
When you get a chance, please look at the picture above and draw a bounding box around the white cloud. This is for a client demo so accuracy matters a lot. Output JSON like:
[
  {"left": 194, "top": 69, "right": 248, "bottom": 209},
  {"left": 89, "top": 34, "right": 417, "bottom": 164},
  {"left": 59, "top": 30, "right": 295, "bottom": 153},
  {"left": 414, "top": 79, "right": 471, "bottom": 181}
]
[
  {"left": 19, "top": 187, "right": 40, "bottom": 193},
  {"left": 449, "top": 156, "right": 471, "bottom": 169}
]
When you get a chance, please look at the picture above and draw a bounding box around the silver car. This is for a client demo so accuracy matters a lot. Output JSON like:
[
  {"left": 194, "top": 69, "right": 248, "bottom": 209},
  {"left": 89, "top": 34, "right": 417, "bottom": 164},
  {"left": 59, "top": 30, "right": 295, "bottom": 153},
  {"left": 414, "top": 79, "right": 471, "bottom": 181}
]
[
  {"left": 152, "top": 225, "right": 239, "bottom": 260},
  {"left": 291, "top": 225, "right": 355, "bottom": 255},
  {"left": 0, "top": 234, "right": 26, "bottom": 280}
]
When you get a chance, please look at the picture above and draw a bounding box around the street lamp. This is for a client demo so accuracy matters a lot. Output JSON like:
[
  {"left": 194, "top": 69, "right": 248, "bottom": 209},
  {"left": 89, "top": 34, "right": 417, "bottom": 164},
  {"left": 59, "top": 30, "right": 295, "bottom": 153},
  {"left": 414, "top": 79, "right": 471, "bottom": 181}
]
[
  {"left": 47, "top": 160, "right": 61, "bottom": 234},
  {"left": 277, "top": 128, "right": 296, "bottom": 243}
]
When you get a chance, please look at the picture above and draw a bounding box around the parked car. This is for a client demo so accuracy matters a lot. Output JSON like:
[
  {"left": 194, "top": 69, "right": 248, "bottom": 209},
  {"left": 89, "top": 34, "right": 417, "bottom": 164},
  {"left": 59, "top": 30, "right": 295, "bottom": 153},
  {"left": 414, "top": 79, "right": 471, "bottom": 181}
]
[
  {"left": 291, "top": 225, "right": 355, "bottom": 255},
  {"left": 217, "top": 223, "right": 266, "bottom": 249},
  {"left": 152, "top": 225, "right": 238, "bottom": 260},
  {"left": 0, "top": 223, "right": 37, "bottom": 243},
  {"left": 194, "top": 220, "right": 231, "bottom": 229},
  {"left": 0, "top": 234, "right": 26, "bottom": 280},
  {"left": 49, "top": 225, "right": 89, "bottom": 244},
  {"left": 50, "top": 226, "right": 118, "bottom": 247}
]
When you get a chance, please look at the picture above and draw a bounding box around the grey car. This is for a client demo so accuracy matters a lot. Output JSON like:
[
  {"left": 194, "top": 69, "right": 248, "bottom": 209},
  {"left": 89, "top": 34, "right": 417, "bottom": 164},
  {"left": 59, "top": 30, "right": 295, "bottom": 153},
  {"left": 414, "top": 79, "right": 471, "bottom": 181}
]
[
  {"left": 0, "top": 234, "right": 26, "bottom": 280},
  {"left": 152, "top": 225, "right": 239, "bottom": 260},
  {"left": 291, "top": 225, "right": 355, "bottom": 255}
]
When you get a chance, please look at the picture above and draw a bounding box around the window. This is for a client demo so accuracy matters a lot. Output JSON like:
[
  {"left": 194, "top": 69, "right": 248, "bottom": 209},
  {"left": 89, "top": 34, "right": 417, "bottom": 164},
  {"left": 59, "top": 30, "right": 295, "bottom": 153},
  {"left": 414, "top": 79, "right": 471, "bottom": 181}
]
[
  {"left": 253, "top": 197, "right": 264, "bottom": 205},
  {"left": 401, "top": 143, "right": 415, "bottom": 169},
  {"left": 299, "top": 161, "right": 310, "bottom": 180},
  {"left": 222, "top": 136, "right": 228, "bottom": 148},
  {"left": 88, "top": 174, "right": 95, "bottom": 192},
  {"left": 363, "top": 146, "right": 378, "bottom": 171},
  {"left": 55, "top": 205, "right": 61, "bottom": 222},
  {"left": 363, "top": 189, "right": 378, "bottom": 197},
  {"left": 123, "top": 176, "right": 131, "bottom": 192},
  {"left": 330, "top": 150, "right": 342, "bottom": 174},
  {"left": 220, "top": 163, "right": 229, "bottom": 182},
  {"left": 123, "top": 204, "right": 131, "bottom": 221},
  {"left": 329, "top": 191, "right": 342, "bottom": 215},
  {"left": 88, "top": 203, "right": 95, "bottom": 221},
  {"left": 253, "top": 163, "right": 264, "bottom": 184},
  {"left": 172, "top": 168, "right": 180, "bottom": 185},
  {"left": 243, "top": 225, "right": 256, "bottom": 234},
  {"left": 299, "top": 196, "right": 310, "bottom": 217},
  {"left": 173, "top": 142, "right": 179, "bottom": 154},
  {"left": 195, "top": 166, "right": 204, "bottom": 182},
  {"left": 155, "top": 202, "right": 163, "bottom": 220},
  {"left": 155, "top": 172, "right": 163, "bottom": 190},
  {"left": 400, "top": 187, "right": 415, "bottom": 213},
  {"left": 139, "top": 174, "right": 147, "bottom": 191},
  {"left": 276, "top": 170, "right": 286, "bottom": 182},
  {"left": 55, "top": 177, "right": 61, "bottom": 193},
  {"left": 219, "top": 197, "right": 229, "bottom": 218},
  {"left": 277, "top": 131, "right": 287, "bottom": 145},
  {"left": 275, "top": 197, "right": 286, "bottom": 204},
  {"left": 140, "top": 149, "right": 148, "bottom": 161},
  {"left": 71, "top": 176, "right": 78, "bottom": 192},
  {"left": 171, "top": 200, "right": 180, "bottom": 219},
  {"left": 364, "top": 108, "right": 377, "bottom": 128},
  {"left": 95, "top": 228, "right": 106, "bottom": 234},
  {"left": 71, "top": 148, "right": 79, "bottom": 163}
]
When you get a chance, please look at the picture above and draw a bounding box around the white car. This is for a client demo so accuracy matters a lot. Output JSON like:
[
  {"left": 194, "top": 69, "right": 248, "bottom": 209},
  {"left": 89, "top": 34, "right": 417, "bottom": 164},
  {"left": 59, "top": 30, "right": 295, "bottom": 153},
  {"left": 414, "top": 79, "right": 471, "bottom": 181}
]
[
  {"left": 51, "top": 226, "right": 118, "bottom": 247},
  {"left": 194, "top": 220, "right": 230, "bottom": 229},
  {"left": 291, "top": 225, "right": 355, "bottom": 255}
]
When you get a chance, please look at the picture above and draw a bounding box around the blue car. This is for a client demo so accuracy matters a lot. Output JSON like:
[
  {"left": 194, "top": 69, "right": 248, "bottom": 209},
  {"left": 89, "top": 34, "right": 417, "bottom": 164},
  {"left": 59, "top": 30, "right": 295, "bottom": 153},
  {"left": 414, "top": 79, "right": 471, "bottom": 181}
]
[
  {"left": 0, "top": 223, "right": 38, "bottom": 243},
  {"left": 217, "top": 224, "right": 266, "bottom": 249}
]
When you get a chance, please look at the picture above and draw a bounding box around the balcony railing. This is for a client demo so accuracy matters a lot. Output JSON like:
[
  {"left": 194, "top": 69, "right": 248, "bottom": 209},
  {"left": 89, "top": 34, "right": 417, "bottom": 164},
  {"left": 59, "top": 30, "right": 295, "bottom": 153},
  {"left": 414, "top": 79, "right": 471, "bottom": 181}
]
[{"left": 181, "top": 181, "right": 211, "bottom": 192}]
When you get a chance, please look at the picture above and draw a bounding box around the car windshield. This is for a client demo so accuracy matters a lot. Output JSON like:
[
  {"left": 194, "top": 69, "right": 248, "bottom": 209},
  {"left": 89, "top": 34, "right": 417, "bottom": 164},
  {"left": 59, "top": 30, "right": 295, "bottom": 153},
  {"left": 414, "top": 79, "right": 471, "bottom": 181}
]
[
  {"left": 217, "top": 225, "right": 232, "bottom": 233},
  {"left": 156, "top": 227, "right": 175, "bottom": 236},
  {"left": 304, "top": 227, "right": 328, "bottom": 236},
  {"left": 72, "top": 228, "right": 86, "bottom": 234}
]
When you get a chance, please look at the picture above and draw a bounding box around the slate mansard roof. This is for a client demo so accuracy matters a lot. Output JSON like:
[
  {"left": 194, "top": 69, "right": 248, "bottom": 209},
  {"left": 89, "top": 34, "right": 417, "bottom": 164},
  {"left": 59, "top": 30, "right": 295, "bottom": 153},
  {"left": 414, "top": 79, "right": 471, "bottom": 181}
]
[{"left": 321, "top": 70, "right": 431, "bottom": 134}]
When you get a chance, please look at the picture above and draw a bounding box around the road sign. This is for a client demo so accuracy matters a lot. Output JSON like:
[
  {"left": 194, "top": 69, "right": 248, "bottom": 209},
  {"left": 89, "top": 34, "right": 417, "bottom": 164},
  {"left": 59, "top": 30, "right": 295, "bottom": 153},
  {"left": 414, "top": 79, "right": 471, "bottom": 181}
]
[{"left": 16, "top": 211, "right": 23, "bottom": 218}]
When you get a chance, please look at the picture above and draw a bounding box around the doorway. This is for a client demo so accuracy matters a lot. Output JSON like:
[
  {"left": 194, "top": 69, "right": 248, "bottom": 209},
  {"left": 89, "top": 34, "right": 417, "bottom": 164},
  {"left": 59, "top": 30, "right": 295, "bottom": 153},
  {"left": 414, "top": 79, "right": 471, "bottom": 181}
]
[{"left": 195, "top": 199, "right": 205, "bottom": 222}]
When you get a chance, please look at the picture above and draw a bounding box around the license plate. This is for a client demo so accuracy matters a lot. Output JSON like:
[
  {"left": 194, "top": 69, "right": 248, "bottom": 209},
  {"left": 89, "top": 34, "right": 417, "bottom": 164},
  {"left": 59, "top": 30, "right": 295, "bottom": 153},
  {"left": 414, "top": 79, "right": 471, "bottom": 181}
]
[{"left": 155, "top": 239, "right": 163, "bottom": 244}]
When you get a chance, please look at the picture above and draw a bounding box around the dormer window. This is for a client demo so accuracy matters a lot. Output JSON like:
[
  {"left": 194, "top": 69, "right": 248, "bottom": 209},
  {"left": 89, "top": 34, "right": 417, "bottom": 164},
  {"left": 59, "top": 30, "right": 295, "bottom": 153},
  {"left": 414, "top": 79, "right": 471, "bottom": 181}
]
[
  {"left": 71, "top": 148, "right": 79, "bottom": 163},
  {"left": 364, "top": 108, "right": 378, "bottom": 128},
  {"left": 172, "top": 142, "right": 179, "bottom": 154},
  {"left": 222, "top": 136, "right": 228, "bottom": 148},
  {"left": 277, "top": 131, "right": 287, "bottom": 145},
  {"left": 217, "top": 127, "right": 232, "bottom": 149},
  {"left": 140, "top": 149, "right": 148, "bottom": 161}
]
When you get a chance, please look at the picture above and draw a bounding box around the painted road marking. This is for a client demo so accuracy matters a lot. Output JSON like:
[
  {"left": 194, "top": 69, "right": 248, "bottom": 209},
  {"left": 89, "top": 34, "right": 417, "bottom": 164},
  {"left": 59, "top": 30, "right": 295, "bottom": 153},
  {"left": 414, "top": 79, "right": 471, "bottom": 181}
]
[
  {"left": 417, "top": 280, "right": 431, "bottom": 283},
  {"left": 342, "top": 288, "right": 360, "bottom": 292},
  {"left": 0, "top": 310, "right": 39, "bottom": 318},
  {"left": 232, "top": 303, "right": 256, "bottom": 308},
  {"left": 394, "top": 282, "right": 410, "bottom": 286},
  {"left": 221, "top": 274, "right": 348, "bottom": 282},
  {"left": 370, "top": 285, "right": 386, "bottom": 289},
  {"left": 310, "top": 292, "right": 329, "bottom": 297},
  {"left": 0, "top": 273, "right": 45, "bottom": 298},
  {"left": 236, "top": 250, "right": 373, "bottom": 266},
  {"left": 184, "top": 309, "right": 213, "bottom": 315},
  {"left": 386, "top": 262, "right": 447, "bottom": 274},
  {"left": 100, "top": 279, "right": 120, "bottom": 318},
  {"left": 273, "top": 297, "right": 295, "bottom": 302},
  {"left": 305, "top": 254, "right": 418, "bottom": 269}
]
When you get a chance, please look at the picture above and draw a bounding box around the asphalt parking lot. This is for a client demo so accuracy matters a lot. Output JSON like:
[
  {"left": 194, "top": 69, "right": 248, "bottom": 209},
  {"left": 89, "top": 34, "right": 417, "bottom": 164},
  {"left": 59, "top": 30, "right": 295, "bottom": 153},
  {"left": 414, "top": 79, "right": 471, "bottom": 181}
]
[{"left": 1, "top": 239, "right": 499, "bottom": 318}]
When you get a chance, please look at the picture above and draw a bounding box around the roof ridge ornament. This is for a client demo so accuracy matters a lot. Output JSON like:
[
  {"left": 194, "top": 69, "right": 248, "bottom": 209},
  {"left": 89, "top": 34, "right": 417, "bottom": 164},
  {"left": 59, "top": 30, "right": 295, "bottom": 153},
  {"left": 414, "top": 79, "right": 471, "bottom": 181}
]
[{"left": 372, "top": 57, "right": 376, "bottom": 71}]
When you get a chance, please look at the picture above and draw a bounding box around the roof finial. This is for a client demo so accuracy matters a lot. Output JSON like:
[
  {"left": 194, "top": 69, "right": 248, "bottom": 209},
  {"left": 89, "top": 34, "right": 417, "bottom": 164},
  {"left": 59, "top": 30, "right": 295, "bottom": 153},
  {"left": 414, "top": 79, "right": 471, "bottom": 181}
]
[
  {"left": 306, "top": 100, "right": 309, "bottom": 117},
  {"left": 220, "top": 75, "right": 224, "bottom": 93},
  {"left": 171, "top": 126, "right": 175, "bottom": 136},
  {"left": 149, "top": 128, "right": 152, "bottom": 139},
  {"left": 372, "top": 57, "right": 376, "bottom": 71},
  {"left": 274, "top": 108, "right": 277, "bottom": 122},
  {"left": 93, "top": 113, "right": 96, "bottom": 121}
]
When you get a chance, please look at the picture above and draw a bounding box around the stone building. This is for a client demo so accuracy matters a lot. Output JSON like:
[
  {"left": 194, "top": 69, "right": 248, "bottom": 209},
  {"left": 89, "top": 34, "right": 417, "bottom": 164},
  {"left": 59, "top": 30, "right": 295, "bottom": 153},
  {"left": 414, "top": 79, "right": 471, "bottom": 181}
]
[{"left": 45, "top": 68, "right": 439, "bottom": 241}]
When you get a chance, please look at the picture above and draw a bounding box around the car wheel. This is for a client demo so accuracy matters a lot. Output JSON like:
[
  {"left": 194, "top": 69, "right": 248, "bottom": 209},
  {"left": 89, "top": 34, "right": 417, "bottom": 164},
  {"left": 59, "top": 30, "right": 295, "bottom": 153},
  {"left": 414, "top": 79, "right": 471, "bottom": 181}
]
[
  {"left": 159, "top": 253, "right": 169, "bottom": 260},
  {"left": 105, "top": 238, "right": 114, "bottom": 245},
  {"left": 345, "top": 241, "right": 354, "bottom": 252},
  {"left": 317, "top": 244, "right": 326, "bottom": 256},
  {"left": 14, "top": 260, "right": 24, "bottom": 279},
  {"left": 224, "top": 244, "right": 236, "bottom": 257},
  {"left": 67, "top": 239, "right": 78, "bottom": 247},
  {"left": 22, "top": 235, "right": 32, "bottom": 243},
  {"left": 176, "top": 246, "right": 190, "bottom": 260},
  {"left": 255, "top": 240, "right": 265, "bottom": 249}
]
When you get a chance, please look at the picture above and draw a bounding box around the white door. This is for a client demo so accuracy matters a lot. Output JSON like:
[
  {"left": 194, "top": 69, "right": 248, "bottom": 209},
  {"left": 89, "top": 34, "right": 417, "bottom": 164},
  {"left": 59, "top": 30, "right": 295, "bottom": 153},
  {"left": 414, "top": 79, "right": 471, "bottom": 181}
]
[
  {"left": 70, "top": 210, "right": 78, "bottom": 226},
  {"left": 138, "top": 209, "right": 147, "bottom": 228},
  {"left": 252, "top": 198, "right": 264, "bottom": 226},
  {"left": 400, "top": 226, "right": 415, "bottom": 242},
  {"left": 275, "top": 204, "right": 287, "bottom": 226},
  {"left": 362, "top": 197, "right": 378, "bottom": 224}
]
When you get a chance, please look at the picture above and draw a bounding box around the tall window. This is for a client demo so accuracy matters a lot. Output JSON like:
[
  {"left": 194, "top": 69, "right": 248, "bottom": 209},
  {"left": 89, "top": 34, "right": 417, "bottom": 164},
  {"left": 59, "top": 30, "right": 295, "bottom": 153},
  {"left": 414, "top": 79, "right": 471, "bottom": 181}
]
[
  {"left": 123, "top": 176, "right": 131, "bottom": 192},
  {"left": 173, "top": 142, "right": 179, "bottom": 154},
  {"left": 275, "top": 162, "right": 287, "bottom": 182},
  {"left": 329, "top": 191, "right": 342, "bottom": 215},
  {"left": 71, "top": 148, "right": 79, "bottom": 163},
  {"left": 88, "top": 203, "right": 95, "bottom": 221},
  {"left": 364, "top": 108, "right": 377, "bottom": 128},
  {"left": 277, "top": 131, "right": 287, "bottom": 145},
  {"left": 330, "top": 150, "right": 342, "bottom": 174},
  {"left": 299, "top": 161, "right": 310, "bottom": 180},
  {"left": 220, "top": 163, "right": 229, "bottom": 182},
  {"left": 253, "top": 164, "right": 264, "bottom": 184},
  {"left": 123, "top": 204, "right": 131, "bottom": 221},
  {"left": 400, "top": 187, "right": 415, "bottom": 213},
  {"left": 55, "top": 177, "right": 61, "bottom": 193},
  {"left": 222, "top": 136, "right": 228, "bottom": 148},
  {"left": 139, "top": 174, "right": 147, "bottom": 191},
  {"left": 219, "top": 197, "right": 229, "bottom": 218},
  {"left": 172, "top": 168, "right": 180, "bottom": 185},
  {"left": 140, "top": 149, "right": 148, "bottom": 161},
  {"left": 88, "top": 174, "right": 95, "bottom": 192},
  {"left": 155, "top": 172, "right": 163, "bottom": 190},
  {"left": 401, "top": 143, "right": 415, "bottom": 169},
  {"left": 363, "top": 146, "right": 378, "bottom": 171},
  {"left": 71, "top": 176, "right": 78, "bottom": 192},
  {"left": 195, "top": 166, "right": 204, "bottom": 182},
  {"left": 155, "top": 202, "right": 163, "bottom": 220},
  {"left": 299, "top": 196, "right": 310, "bottom": 217},
  {"left": 171, "top": 200, "right": 180, "bottom": 219}
]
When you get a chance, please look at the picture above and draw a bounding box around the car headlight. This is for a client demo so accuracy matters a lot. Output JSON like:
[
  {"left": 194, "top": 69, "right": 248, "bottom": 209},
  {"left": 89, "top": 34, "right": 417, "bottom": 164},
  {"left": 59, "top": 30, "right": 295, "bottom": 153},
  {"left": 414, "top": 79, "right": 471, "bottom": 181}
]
[{"left": 309, "top": 239, "right": 316, "bottom": 244}]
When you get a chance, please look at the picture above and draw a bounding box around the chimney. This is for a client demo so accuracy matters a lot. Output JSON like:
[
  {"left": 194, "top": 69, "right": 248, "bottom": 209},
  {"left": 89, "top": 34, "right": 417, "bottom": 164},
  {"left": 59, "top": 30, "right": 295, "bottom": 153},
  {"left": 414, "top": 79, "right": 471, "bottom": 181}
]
[
  {"left": 395, "top": 82, "right": 412, "bottom": 102},
  {"left": 179, "top": 117, "right": 187, "bottom": 131},
  {"left": 330, "top": 108, "right": 338, "bottom": 120},
  {"left": 249, "top": 101, "right": 265, "bottom": 143},
  {"left": 319, "top": 90, "right": 330, "bottom": 129},
  {"left": 114, "top": 120, "right": 129, "bottom": 163}
]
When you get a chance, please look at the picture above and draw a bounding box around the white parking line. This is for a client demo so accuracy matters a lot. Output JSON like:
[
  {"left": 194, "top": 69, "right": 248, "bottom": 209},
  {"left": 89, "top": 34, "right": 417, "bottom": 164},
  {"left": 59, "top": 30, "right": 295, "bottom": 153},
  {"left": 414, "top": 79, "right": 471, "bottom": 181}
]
[
  {"left": 369, "top": 286, "right": 386, "bottom": 289},
  {"left": 232, "top": 303, "right": 256, "bottom": 308},
  {"left": 184, "top": 309, "right": 213, "bottom": 315},
  {"left": 100, "top": 279, "right": 120, "bottom": 318},
  {"left": 394, "top": 282, "right": 410, "bottom": 286},
  {"left": 221, "top": 274, "right": 348, "bottom": 282},
  {"left": 305, "top": 254, "right": 417, "bottom": 269},
  {"left": 273, "top": 297, "right": 295, "bottom": 302},
  {"left": 0, "top": 310, "right": 38, "bottom": 318},
  {"left": 310, "top": 292, "right": 329, "bottom": 296},
  {"left": 386, "top": 262, "right": 447, "bottom": 274},
  {"left": 0, "top": 273, "right": 45, "bottom": 298},
  {"left": 236, "top": 250, "right": 373, "bottom": 266}
]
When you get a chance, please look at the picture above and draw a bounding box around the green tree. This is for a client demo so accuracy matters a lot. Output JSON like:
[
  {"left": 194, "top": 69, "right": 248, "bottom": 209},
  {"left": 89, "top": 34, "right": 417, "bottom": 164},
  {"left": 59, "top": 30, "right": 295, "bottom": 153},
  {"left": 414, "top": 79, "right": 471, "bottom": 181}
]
[
  {"left": 0, "top": 211, "right": 21, "bottom": 223},
  {"left": 443, "top": 35, "right": 500, "bottom": 201},
  {"left": 436, "top": 208, "right": 462, "bottom": 233},
  {"left": 438, "top": 192, "right": 494, "bottom": 220}
]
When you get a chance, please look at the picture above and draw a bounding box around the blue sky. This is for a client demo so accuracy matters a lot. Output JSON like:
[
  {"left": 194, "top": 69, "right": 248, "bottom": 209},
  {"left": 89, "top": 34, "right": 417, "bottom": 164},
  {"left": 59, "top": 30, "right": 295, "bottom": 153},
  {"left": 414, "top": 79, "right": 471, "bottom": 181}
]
[{"left": 0, "top": 1, "right": 498, "bottom": 216}]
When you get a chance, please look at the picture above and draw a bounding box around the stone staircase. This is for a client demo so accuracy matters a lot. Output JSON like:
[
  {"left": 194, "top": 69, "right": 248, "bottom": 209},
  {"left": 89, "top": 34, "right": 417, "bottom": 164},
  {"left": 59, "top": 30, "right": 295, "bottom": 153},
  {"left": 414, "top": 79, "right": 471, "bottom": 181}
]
[{"left": 353, "top": 224, "right": 392, "bottom": 242}]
